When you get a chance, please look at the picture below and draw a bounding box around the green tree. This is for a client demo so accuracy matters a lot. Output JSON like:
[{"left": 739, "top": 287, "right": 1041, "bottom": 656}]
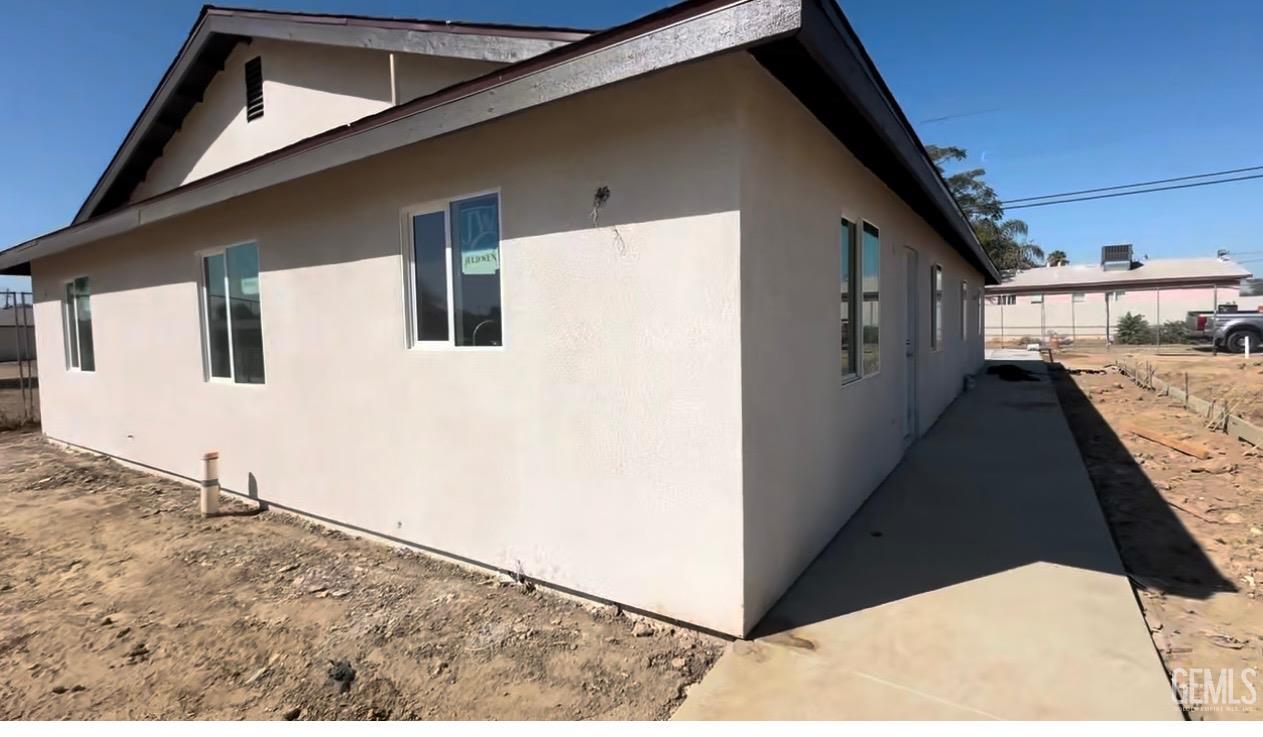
[
  {"left": 1047, "top": 250, "right": 1069, "bottom": 266},
  {"left": 1115, "top": 312, "right": 1154, "bottom": 345},
  {"left": 927, "top": 145, "right": 1045, "bottom": 272}
]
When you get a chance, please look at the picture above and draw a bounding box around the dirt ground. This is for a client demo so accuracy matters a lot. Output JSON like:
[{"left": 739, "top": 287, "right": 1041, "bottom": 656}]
[
  {"left": 0, "top": 430, "right": 722, "bottom": 720},
  {"left": 1055, "top": 348, "right": 1263, "bottom": 427},
  {"left": 1052, "top": 361, "right": 1263, "bottom": 720}
]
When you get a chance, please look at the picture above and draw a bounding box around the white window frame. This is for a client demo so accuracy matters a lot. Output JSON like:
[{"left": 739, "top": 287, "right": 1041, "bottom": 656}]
[
  {"left": 197, "top": 241, "right": 266, "bottom": 385},
  {"left": 858, "top": 219, "right": 881, "bottom": 378},
  {"left": 977, "top": 289, "right": 984, "bottom": 336},
  {"left": 401, "top": 188, "right": 505, "bottom": 352},
  {"left": 930, "top": 264, "right": 943, "bottom": 351},
  {"left": 63, "top": 275, "right": 93, "bottom": 372},
  {"left": 1072, "top": 292, "right": 1087, "bottom": 303},
  {"left": 840, "top": 215, "right": 861, "bottom": 385},
  {"left": 961, "top": 280, "right": 968, "bottom": 340},
  {"left": 1030, "top": 294, "right": 1043, "bottom": 304},
  {"left": 993, "top": 294, "right": 1015, "bottom": 306}
]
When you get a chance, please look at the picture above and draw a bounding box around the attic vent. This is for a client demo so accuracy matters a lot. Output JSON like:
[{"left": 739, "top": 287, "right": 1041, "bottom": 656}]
[{"left": 244, "top": 57, "right": 264, "bottom": 122}]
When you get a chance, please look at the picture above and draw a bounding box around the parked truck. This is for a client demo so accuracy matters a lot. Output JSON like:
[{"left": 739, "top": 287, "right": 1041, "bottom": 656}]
[{"left": 1188, "top": 307, "right": 1263, "bottom": 353}]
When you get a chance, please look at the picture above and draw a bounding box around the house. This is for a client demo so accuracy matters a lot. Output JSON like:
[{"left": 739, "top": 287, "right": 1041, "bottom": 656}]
[
  {"left": 984, "top": 244, "right": 1251, "bottom": 345},
  {"left": 0, "top": 0, "right": 997, "bottom": 636}
]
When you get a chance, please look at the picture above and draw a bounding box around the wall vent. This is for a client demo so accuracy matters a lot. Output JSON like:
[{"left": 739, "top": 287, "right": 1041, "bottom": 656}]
[{"left": 244, "top": 57, "right": 264, "bottom": 122}]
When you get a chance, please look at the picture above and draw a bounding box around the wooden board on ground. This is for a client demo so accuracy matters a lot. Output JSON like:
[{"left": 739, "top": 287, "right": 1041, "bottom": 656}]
[{"left": 1119, "top": 420, "right": 1212, "bottom": 460}]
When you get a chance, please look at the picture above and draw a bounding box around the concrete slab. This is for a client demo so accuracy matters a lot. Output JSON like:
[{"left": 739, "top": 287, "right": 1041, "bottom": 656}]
[{"left": 676, "top": 360, "right": 1181, "bottom": 720}]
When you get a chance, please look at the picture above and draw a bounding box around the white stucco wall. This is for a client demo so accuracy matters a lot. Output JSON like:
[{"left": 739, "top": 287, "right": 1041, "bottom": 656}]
[
  {"left": 132, "top": 39, "right": 504, "bottom": 201},
  {"left": 32, "top": 52, "right": 990, "bottom": 636},
  {"left": 735, "top": 62, "right": 986, "bottom": 632},
  {"left": 36, "top": 58, "right": 747, "bottom": 634}
]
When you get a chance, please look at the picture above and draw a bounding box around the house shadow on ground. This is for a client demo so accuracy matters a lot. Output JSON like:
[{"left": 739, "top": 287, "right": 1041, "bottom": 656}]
[{"left": 751, "top": 360, "right": 1234, "bottom": 639}]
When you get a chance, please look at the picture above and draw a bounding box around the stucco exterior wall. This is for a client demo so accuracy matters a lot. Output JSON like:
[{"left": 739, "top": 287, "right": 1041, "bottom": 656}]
[
  {"left": 132, "top": 40, "right": 503, "bottom": 202},
  {"left": 34, "top": 58, "right": 748, "bottom": 634},
  {"left": 735, "top": 61, "right": 986, "bottom": 632}
]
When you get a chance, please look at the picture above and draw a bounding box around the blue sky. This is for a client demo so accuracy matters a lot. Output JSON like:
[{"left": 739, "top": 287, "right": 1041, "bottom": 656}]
[{"left": 2, "top": 0, "right": 1261, "bottom": 292}]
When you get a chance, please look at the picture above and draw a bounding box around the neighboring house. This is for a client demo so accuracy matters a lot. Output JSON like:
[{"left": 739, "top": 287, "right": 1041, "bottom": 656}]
[
  {"left": 985, "top": 244, "right": 1251, "bottom": 344},
  {"left": 0, "top": 0, "right": 997, "bottom": 636},
  {"left": 0, "top": 303, "right": 36, "bottom": 363}
]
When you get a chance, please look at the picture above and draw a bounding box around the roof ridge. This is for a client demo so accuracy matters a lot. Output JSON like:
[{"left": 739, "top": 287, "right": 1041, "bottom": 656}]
[{"left": 201, "top": 4, "right": 599, "bottom": 37}]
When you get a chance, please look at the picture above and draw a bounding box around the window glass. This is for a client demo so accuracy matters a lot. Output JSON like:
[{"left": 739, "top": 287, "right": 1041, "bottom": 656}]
[
  {"left": 931, "top": 265, "right": 943, "bottom": 349},
  {"left": 66, "top": 277, "right": 95, "bottom": 371},
  {"left": 1072, "top": 292, "right": 1086, "bottom": 303},
  {"left": 204, "top": 253, "right": 231, "bottom": 378},
  {"left": 412, "top": 211, "right": 450, "bottom": 342},
  {"left": 840, "top": 219, "right": 858, "bottom": 379},
  {"left": 201, "top": 243, "right": 265, "bottom": 384},
  {"left": 64, "top": 282, "right": 80, "bottom": 369},
  {"left": 449, "top": 194, "right": 502, "bottom": 347},
  {"left": 861, "top": 223, "right": 880, "bottom": 375},
  {"left": 960, "top": 281, "right": 968, "bottom": 340},
  {"left": 226, "top": 243, "right": 265, "bottom": 384}
]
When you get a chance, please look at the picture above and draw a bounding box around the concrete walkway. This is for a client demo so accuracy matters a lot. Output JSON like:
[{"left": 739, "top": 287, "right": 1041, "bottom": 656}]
[{"left": 676, "top": 360, "right": 1181, "bottom": 720}]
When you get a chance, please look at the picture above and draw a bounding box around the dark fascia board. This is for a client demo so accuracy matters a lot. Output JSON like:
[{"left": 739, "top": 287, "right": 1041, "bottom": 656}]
[
  {"left": 987, "top": 275, "right": 1250, "bottom": 296},
  {"left": 765, "top": 0, "right": 999, "bottom": 284},
  {"left": 203, "top": 6, "right": 595, "bottom": 42},
  {"left": 8, "top": 0, "right": 992, "bottom": 285},
  {"left": 4, "top": 0, "right": 802, "bottom": 274},
  {"left": 72, "top": 6, "right": 592, "bottom": 225}
]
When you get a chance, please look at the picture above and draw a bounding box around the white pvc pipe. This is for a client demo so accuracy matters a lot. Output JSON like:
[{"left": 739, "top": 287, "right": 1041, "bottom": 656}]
[{"left": 201, "top": 452, "right": 220, "bottom": 517}]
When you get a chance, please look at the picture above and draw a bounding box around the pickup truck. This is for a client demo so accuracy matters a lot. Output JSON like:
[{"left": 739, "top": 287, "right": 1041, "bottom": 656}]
[{"left": 1188, "top": 310, "right": 1263, "bottom": 353}]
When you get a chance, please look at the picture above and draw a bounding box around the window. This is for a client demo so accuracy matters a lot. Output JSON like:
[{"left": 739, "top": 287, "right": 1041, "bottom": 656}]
[
  {"left": 1030, "top": 295, "right": 1043, "bottom": 304},
  {"left": 1111, "top": 290, "right": 1126, "bottom": 301},
  {"left": 201, "top": 242, "right": 265, "bottom": 384},
  {"left": 840, "top": 219, "right": 859, "bottom": 380},
  {"left": 244, "top": 57, "right": 264, "bottom": 122},
  {"left": 960, "top": 281, "right": 968, "bottom": 340},
  {"left": 405, "top": 192, "right": 503, "bottom": 348},
  {"left": 861, "top": 222, "right": 880, "bottom": 375},
  {"left": 1072, "top": 292, "right": 1086, "bottom": 303},
  {"left": 977, "top": 291, "right": 984, "bottom": 335},
  {"left": 993, "top": 294, "right": 1015, "bottom": 306},
  {"left": 64, "top": 277, "right": 94, "bottom": 371},
  {"left": 930, "top": 265, "right": 943, "bottom": 350}
]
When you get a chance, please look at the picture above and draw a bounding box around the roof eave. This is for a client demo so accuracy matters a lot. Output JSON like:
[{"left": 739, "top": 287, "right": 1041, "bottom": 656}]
[
  {"left": 753, "top": 0, "right": 999, "bottom": 284},
  {"left": 987, "top": 274, "right": 1251, "bottom": 295},
  {"left": 72, "top": 6, "right": 593, "bottom": 226},
  {"left": 5, "top": 0, "right": 996, "bottom": 285}
]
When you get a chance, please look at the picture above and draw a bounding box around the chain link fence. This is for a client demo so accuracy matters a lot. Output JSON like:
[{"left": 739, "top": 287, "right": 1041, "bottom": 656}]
[
  {"left": 985, "top": 284, "right": 1245, "bottom": 355},
  {"left": 1, "top": 290, "right": 38, "bottom": 426}
]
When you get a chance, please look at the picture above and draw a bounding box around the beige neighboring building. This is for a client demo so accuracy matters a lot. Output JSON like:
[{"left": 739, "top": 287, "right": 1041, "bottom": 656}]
[
  {"left": 0, "top": 0, "right": 996, "bottom": 636},
  {"left": 985, "top": 244, "right": 1251, "bottom": 345}
]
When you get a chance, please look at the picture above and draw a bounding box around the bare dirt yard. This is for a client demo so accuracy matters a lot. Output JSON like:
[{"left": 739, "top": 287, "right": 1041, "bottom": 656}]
[
  {"left": 1056, "top": 347, "right": 1263, "bottom": 428},
  {"left": 1053, "top": 361, "right": 1263, "bottom": 720},
  {"left": 0, "top": 430, "right": 722, "bottom": 720}
]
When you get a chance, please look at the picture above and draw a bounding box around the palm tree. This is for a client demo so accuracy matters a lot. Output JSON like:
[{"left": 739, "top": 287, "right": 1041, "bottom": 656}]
[
  {"left": 926, "top": 145, "right": 1044, "bottom": 272},
  {"left": 1047, "top": 250, "right": 1069, "bottom": 267}
]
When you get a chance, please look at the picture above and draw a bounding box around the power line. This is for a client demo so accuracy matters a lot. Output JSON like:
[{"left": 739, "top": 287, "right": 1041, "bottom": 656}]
[
  {"left": 1003, "top": 172, "right": 1263, "bottom": 210},
  {"left": 1002, "top": 164, "right": 1263, "bottom": 205}
]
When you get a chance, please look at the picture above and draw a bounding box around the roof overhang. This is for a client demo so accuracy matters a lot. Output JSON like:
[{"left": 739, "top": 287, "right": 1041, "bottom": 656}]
[
  {"left": 2, "top": 0, "right": 997, "bottom": 284},
  {"left": 987, "top": 274, "right": 1250, "bottom": 296},
  {"left": 72, "top": 5, "right": 590, "bottom": 225}
]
